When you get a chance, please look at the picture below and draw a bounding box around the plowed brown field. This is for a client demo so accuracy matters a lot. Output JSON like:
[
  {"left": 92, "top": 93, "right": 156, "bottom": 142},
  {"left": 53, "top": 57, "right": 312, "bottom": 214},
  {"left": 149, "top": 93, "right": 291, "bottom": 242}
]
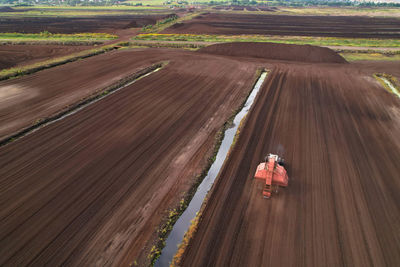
[
  {"left": 163, "top": 13, "right": 400, "bottom": 38},
  {"left": 0, "top": 14, "right": 173, "bottom": 34},
  {"left": 0, "top": 49, "right": 259, "bottom": 266},
  {"left": 1, "top": 43, "right": 399, "bottom": 267},
  {"left": 198, "top": 42, "right": 347, "bottom": 63},
  {"left": 0, "top": 44, "right": 92, "bottom": 70},
  {"left": 180, "top": 63, "right": 400, "bottom": 267},
  {"left": 0, "top": 49, "right": 172, "bottom": 140}
]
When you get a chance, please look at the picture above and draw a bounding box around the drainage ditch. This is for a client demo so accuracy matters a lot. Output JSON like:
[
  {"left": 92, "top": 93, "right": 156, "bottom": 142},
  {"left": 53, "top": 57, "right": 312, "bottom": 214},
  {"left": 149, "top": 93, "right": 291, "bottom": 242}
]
[
  {"left": 154, "top": 70, "right": 269, "bottom": 267},
  {"left": 0, "top": 62, "right": 165, "bottom": 147},
  {"left": 378, "top": 76, "right": 400, "bottom": 98}
]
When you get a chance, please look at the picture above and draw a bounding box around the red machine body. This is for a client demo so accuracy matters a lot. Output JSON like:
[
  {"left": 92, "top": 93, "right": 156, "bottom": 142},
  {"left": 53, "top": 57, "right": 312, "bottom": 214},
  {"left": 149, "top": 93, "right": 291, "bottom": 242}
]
[{"left": 254, "top": 154, "right": 288, "bottom": 198}]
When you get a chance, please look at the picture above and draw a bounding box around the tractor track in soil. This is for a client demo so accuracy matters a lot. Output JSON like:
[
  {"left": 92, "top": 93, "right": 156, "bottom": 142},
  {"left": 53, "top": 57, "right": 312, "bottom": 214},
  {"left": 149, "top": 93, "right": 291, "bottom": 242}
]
[
  {"left": 180, "top": 63, "right": 400, "bottom": 267},
  {"left": 0, "top": 49, "right": 259, "bottom": 266},
  {"left": 1, "top": 45, "right": 399, "bottom": 267},
  {"left": 0, "top": 49, "right": 173, "bottom": 140}
]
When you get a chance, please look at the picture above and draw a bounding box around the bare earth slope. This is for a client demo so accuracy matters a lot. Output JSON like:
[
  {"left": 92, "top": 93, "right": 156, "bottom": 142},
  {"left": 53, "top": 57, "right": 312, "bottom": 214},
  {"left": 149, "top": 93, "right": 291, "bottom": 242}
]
[
  {"left": 0, "top": 52, "right": 257, "bottom": 266},
  {"left": 198, "top": 42, "right": 347, "bottom": 63},
  {"left": 180, "top": 64, "right": 400, "bottom": 267}
]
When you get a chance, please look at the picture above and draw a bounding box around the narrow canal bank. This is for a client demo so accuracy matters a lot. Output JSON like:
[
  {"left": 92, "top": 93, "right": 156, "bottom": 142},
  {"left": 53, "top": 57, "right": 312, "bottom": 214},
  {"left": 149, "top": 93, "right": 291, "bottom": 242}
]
[{"left": 153, "top": 70, "right": 269, "bottom": 267}]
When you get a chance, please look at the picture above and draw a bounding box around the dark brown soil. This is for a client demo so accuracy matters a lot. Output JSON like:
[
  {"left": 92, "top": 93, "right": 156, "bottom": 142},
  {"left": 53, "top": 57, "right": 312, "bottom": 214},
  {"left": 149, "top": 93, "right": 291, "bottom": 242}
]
[
  {"left": 0, "top": 44, "right": 399, "bottom": 267},
  {"left": 351, "top": 60, "right": 400, "bottom": 81},
  {"left": 0, "top": 14, "right": 173, "bottom": 34},
  {"left": 180, "top": 63, "right": 400, "bottom": 267},
  {"left": 162, "top": 13, "right": 400, "bottom": 38},
  {"left": 245, "top": 6, "right": 258, "bottom": 11},
  {"left": 198, "top": 42, "right": 347, "bottom": 63},
  {"left": 257, "top": 6, "right": 278, "bottom": 11},
  {"left": 0, "top": 44, "right": 92, "bottom": 70},
  {"left": 0, "top": 48, "right": 259, "bottom": 266},
  {"left": 0, "top": 48, "right": 172, "bottom": 139}
]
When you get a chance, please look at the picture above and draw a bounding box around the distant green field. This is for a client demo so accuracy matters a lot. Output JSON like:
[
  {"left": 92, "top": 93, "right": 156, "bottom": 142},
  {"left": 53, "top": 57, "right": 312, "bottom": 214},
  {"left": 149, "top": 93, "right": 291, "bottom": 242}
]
[
  {"left": 134, "top": 34, "right": 400, "bottom": 48},
  {"left": 0, "top": 32, "right": 117, "bottom": 42}
]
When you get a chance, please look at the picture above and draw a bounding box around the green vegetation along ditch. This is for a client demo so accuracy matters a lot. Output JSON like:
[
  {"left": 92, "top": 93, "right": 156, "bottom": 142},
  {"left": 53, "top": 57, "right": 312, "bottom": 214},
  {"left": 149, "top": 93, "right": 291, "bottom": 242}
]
[
  {"left": 0, "top": 62, "right": 166, "bottom": 147},
  {"left": 150, "top": 69, "right": 268, "bottom": 267},
  {"left": 0, "top": 32, "right": 117, "bottom": 43},
  {"left": 134, "top": 34, "right": 400, "bottom": 48}
]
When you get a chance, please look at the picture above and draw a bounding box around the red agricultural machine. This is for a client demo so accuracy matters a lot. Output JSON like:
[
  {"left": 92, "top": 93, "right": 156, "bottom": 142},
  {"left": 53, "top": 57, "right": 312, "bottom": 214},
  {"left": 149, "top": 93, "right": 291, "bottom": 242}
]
[{"left": 254, "top": 154, "right": 289, "bottom": 198}]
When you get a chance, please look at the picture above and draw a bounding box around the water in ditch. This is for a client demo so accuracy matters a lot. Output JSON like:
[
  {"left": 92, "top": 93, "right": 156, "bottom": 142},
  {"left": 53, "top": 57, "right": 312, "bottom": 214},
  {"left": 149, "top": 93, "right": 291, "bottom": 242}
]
[
  {"left": 51, "top": 67, "right": 162, "bottom": 124},
  {"left": 154, "top": 71, "right": 268, "bottom": 267},
  {"left": 14, "top": 67, "right": 162, "bottom": 141},
  {"left": 380, "top": 76, "right": 400, "bottom": 98}
]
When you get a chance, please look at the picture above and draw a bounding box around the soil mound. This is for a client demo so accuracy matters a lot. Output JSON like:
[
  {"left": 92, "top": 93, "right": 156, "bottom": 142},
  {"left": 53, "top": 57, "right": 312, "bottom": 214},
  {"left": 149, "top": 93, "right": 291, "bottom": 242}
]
[{"left": 198, "top": 42, "right": 347, "bottom": 63}]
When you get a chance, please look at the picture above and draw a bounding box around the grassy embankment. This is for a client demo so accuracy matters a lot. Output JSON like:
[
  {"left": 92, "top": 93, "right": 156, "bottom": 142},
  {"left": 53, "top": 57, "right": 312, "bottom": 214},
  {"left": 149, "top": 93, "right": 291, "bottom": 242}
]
[
  {"left": 0, "top": 32, "right": 117, "bottom": 45},
  {"left": 130, "top": 13, "right": 203, "bottom": 49},
  {"left": 374, "top": 73, "right": 400, "bottom": 97},
  {"left": 134, "top": 33, "right": 400, "bottom": 47},
  {"left": 340, "top": 52, "right": 400, "bottom": 61}
]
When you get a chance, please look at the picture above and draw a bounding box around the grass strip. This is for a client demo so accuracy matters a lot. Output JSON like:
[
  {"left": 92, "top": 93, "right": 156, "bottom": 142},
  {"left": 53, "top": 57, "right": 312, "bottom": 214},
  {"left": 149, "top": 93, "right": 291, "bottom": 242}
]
[
  {"left": 341, "top": 52, "right": 400, "bottom": 61},
  {"left": 0, "top": 40, "right": 105, "bottom": 45},
  {"left": 0, "top": 61, "right": 167, "bottom": 147},
  {"left": 0, "top": 32, "right": 117, "bottom": 42},
  {"left": 130, "top": 41, "right": 205, "bottom": 50},
  {"left": 146, "top": 68, "right": 266, "bottom": 266},
  {"left": 374, "top": 73, "right": 400, "bottom": 97},
  {"left": 134, "top": 33, "right": 400, "bottom": 48},
  {"left": 0, "top": 42, "right": 129, "bottom": 81}
]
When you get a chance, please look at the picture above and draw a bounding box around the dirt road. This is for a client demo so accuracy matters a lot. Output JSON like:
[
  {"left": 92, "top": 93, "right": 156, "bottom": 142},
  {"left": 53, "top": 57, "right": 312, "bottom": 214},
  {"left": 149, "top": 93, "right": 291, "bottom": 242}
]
[
  {"left": 180, "top": 64, "right": 400, "bottom": 266},
  {"left": 0, "top": 52, "right": 258, "bottom": 266}
]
